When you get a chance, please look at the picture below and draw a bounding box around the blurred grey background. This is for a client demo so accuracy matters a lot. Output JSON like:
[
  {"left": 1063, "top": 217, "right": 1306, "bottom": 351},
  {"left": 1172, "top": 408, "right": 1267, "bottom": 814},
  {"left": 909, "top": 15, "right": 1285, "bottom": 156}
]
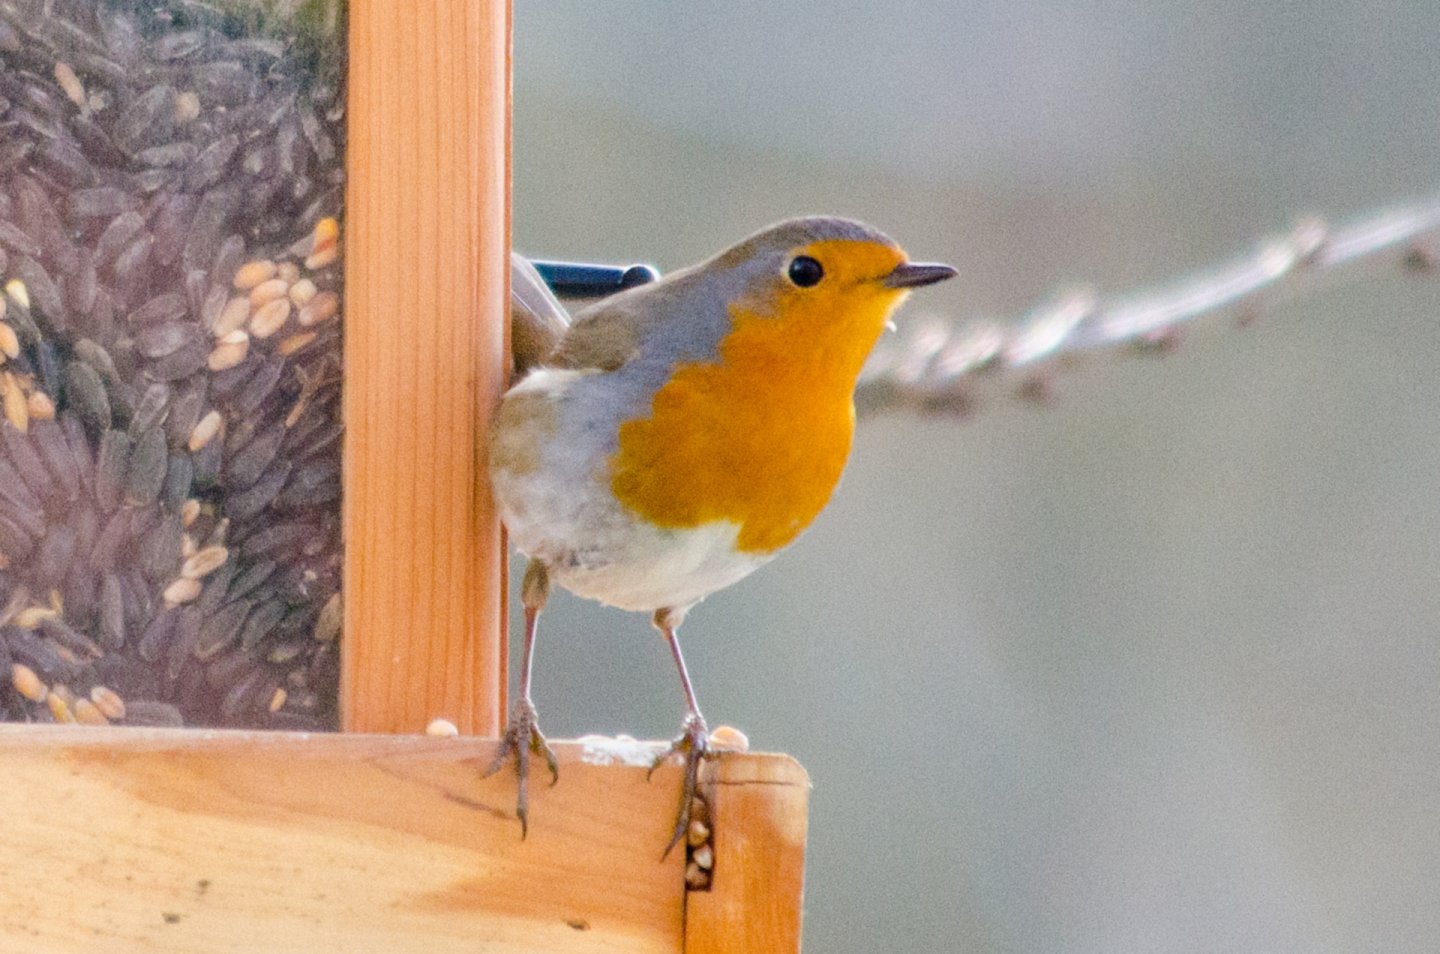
[{"left": 509, "top": 3, "right": 1440, "bottom": 951}]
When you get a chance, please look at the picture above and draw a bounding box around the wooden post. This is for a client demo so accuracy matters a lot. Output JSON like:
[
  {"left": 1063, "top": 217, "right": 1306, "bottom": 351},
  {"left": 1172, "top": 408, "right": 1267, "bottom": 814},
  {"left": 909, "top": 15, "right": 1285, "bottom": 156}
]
[{"left": 343, "top": 0, "right": 510, "bottom": 734}]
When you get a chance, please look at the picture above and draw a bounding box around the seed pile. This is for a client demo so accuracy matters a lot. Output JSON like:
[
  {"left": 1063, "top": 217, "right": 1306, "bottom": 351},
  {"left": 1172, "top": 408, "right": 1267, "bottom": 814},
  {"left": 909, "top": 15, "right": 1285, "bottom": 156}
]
[{"left": 0, "top": 0, "right": 344, "bottom": 729}]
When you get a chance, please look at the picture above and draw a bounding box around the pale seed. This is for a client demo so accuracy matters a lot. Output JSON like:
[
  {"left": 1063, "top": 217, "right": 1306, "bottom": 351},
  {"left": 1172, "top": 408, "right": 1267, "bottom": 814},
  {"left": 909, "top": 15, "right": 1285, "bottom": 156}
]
[
  {"left": 188, "top": 409, "right": 223, "bottom": 451},
  {"left": 181, "top": 499, "right": 201, "bottom": 527},
  {"left": 426, "top": 718, "right": 459, "bottom": 737},
  {"left": 207, "top": 329, "right": 250, "bottom": 370},
  {"left": 3, "top": 372, "right": 28, "bottom": 433},
  {"left": 685, "top": 862, "right": 710, "bottom": 890},
  {"left": 277, "top": 331, "right": 317, "bottom": 356},
  {"left": 708, "top": 724, "right": 750, "bottom": 752},
  {"left": 268, "top": 688, "right": 287, "bottom": 713},
  {"left": 182, "top": 545, "right": 229, "bottom": 580},
  {"left": 90, "top": 686, "right": 127, "bottom": 721},
  {"left": 174, "top": 91, "right": 201, "bottom": 123},
  {"left": 163, "top": 577, "right": 202, "bottom": 607},
  {"left": 212, "top": 296, "right": 251, "bottom": 337},
  {"left": 47, "top": 691, "right": 77, "bottom": 724},
  {"left": 11, "top": 664, "right": 46, "bottom": 702},
  {"left": 26, "top": 391, "right": 55, "bottom": 422},
  {"left": 73, "top": 699, "right": 109, "bottom": 726},
  {"left": 692, "top": 844, "right": 714, "bottom": 870},
  {"left": 313, "top": 593, "right": 341, "bottom": 642},
  {"left": 313, "top": 217, "right": 340, "bottom": 250},
  {"left": 287, "top": 277, "right": 317, "bottom": 306},
  {"left": 304, "top": 244, "right": 339, "bottom": 271},
  {"left": 4, "top": 279, "right": 29, "bottom": 311},
  {"left": 249, "top": 298, "right": 291, "bottom": 338},
  {"left": 181, "top": 533, "right": 197, "bottom": 558},
  {"left": 277, "top": 262, "right": 301, "bottom": 284},
  {"left": 248, "top": 277, "right": 290, "bottom": 308},
  {"left": 14, "top": 606, "right": 57, "bottom": 630},
  {"left": 297, "top": 291, "right": 338, "bottom": 326},
  {"left": 687, "top": 820, "right": 711, "bottom": 848},
  {"left": 53, "top": 62, "right": 86, "bottom": 107},
  {"left": 232, "top": 259, "right": 277, "bottom": 290},
  {"left": 0, "top": 322, "right": 18, "bottom": 358}
]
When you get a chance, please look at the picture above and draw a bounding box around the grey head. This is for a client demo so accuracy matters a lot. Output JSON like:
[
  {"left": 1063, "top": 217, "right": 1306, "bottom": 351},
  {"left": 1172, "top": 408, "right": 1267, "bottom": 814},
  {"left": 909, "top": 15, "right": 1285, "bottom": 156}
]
[{"left": 547, "top": 216, "right": 916, "bottom": 374}]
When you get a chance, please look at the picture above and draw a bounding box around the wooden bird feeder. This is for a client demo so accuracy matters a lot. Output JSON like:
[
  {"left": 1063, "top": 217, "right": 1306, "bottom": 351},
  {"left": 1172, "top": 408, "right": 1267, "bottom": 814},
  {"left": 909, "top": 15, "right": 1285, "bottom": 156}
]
[{"left": 0, "top": 1, "right": 809, "bottom": 950}]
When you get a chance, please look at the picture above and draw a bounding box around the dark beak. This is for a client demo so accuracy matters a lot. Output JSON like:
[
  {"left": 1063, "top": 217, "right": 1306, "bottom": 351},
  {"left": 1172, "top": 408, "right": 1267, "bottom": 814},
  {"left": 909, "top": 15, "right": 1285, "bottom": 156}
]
[{"left": 883, "top": 261, "right": 958, "bottom": 289}]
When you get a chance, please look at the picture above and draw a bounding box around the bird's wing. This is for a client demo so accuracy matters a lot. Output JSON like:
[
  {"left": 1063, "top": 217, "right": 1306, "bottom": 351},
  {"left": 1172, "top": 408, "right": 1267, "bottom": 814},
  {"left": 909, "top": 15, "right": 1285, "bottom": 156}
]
[{"left": 546, "top": 278, "right": 691, "bottom": 373}]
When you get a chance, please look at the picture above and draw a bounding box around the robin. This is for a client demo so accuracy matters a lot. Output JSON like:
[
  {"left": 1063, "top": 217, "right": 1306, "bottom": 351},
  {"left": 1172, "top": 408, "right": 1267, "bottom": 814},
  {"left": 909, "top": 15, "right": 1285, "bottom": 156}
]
[{"left": 488, "top": 217, "right": 956, "bottom": 851}]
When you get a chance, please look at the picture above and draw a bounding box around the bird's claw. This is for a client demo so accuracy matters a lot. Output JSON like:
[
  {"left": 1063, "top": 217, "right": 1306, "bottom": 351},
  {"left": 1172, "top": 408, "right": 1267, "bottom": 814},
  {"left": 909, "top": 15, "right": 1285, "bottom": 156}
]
[
  {"left": 648, "top": 713, "right": 710, "bottom": 858},
  {"left": 482, "top": 699, "right": 559, "bottom": 838}
]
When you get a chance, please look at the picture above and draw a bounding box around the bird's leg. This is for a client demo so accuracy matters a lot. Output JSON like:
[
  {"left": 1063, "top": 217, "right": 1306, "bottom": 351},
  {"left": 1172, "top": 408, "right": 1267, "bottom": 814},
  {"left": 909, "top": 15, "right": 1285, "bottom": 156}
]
[
  {"left": 482, "top": 558, "right": 559, "bottom": 837},
  {"left": 647, "top": 605, "right": 710, "bottom": 857}
]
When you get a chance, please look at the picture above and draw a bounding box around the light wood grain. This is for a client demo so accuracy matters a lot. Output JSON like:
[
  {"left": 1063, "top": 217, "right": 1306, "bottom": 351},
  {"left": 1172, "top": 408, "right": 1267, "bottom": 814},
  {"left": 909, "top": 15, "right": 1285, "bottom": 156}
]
[
  {"left": 687, "top": 755, "right": 811, "bottom": 954},
  {"left": 0, "top": 728, "right": 693, "bottom": 952},
  {"left": 344, "top": 0, "right": 510, "bottom": 734}
]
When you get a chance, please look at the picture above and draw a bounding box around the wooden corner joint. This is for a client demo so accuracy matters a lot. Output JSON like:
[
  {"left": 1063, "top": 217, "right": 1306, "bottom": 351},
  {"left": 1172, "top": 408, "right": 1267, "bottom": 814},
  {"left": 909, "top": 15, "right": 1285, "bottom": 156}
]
[{"left": 683, "top": 753, "right": 811, "bottom": 953}]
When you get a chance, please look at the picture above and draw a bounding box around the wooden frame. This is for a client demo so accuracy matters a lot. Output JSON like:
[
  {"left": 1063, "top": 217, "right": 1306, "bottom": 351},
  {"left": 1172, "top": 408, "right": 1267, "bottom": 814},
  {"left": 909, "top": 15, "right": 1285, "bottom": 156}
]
[
  {"left": 0, "top": 1, "right": 810, "bottom": 949},
  {"left": 0, "top": 728, "right": 808, "bottom": 952}
]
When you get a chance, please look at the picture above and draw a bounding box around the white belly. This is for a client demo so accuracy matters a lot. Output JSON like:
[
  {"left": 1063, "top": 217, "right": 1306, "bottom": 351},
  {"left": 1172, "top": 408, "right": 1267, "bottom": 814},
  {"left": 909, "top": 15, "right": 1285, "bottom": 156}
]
[{"left": 490, "top": 368, "right": 772, "bottom": 612}]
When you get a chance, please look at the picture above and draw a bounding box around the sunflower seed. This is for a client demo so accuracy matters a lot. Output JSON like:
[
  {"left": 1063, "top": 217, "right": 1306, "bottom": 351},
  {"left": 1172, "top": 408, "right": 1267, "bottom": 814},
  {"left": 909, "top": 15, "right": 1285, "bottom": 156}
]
[
  {"left": 122, "top": 700, "right": 184, "bottom": 727},
  {"left": 141, "top": 512, "right": 184, "bottom": 584},
  {"left": 225, "top": 460, "right": 291, "bottom": 520},
  {"left": 2, "top": 421, "right": 54, "bottom": 502},
  {"left": 69, "top": 187, "right": 138, "bottom": 219},
  {"left": 13, "top": 258, "right": 63, "bottom": 326},
  {"left": 125, "top": 426, "right": 168, "bottom": 506},
  {"left": 146, "top": 339, "right": 208, "bottom": 380},
  {"left": 39, "top": 616, "right": 102, "bottom": 658},
  {"left": 227, "top": 559, "right": 276, "bottom": 603},
  {"left": 30, "top": 420, "right": 80, "bottom": 503},
  {"left": 97, "top": 574, "right": 125, "bottom": 649},
  {"left": 196, "top": 599, "right": 249, "bottom": 660},
  {"left": 230, "top": 357, "right": 284, "bottom": 414}
]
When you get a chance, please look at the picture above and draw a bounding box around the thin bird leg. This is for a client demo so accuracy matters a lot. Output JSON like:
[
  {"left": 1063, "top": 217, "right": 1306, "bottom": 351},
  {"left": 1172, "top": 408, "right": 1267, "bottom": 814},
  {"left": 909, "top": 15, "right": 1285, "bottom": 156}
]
[
  {"left": 647, "top": 605, "right": 710, "bottom": 857},
  {"left": 482, "top": 558, "right": 559, "bottom": 837}
]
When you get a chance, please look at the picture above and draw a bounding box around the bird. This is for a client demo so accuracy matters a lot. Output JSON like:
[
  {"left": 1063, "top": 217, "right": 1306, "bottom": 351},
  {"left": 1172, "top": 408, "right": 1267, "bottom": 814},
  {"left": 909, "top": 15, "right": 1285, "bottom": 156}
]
[{"left": 487, "top": 217, "right": 956, "bottom": 852}]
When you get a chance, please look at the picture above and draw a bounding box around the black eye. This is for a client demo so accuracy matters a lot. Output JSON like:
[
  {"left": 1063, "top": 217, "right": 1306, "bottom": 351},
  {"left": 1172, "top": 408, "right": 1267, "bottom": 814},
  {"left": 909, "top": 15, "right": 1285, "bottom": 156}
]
[{"left": 787, "top": 255, "right": 824, "bottom": 288}]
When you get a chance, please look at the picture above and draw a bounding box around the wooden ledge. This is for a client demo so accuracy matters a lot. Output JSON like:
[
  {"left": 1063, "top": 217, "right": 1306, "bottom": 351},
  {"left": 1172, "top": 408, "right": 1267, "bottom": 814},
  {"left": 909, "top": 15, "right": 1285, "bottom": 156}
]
[{"left": 0, "top": 727, "right": 808, "bottom": 953}]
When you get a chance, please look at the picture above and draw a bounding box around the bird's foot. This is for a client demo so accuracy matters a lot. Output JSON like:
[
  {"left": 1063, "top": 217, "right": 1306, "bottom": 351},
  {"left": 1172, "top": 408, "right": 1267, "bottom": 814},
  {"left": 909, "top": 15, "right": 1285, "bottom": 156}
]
[
  {"left": 648, "top": 712, "right": 710, "bottom": 858},
  {"left": 481, "top": 698, "right": 559, "bottom": 838}
]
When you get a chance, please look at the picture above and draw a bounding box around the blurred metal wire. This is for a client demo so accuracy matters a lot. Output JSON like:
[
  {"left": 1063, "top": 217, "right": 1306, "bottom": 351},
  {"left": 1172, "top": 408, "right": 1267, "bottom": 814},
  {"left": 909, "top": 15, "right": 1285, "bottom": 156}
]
[{"left": 857, "top": 190, "right": 1440, "bottom": 417}]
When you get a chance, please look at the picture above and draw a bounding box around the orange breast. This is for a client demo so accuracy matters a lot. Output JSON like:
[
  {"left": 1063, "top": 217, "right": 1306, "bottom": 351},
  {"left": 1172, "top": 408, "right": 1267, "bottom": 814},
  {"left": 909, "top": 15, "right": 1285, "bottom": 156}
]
[{"left": 610, "top": 275, "right": 898, "bottom": 554}]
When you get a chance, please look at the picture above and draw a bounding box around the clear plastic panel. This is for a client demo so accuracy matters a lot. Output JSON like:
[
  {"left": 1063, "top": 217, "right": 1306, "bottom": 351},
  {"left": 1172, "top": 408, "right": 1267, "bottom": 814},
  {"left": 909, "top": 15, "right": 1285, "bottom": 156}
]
[{"left": 0, "top": 0, "right": 345, "bottom": 729}]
